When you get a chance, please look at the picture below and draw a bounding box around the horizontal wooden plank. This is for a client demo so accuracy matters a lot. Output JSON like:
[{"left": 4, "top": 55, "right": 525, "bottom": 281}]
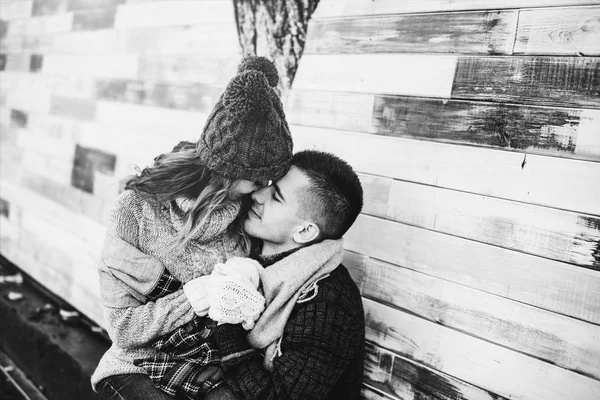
[
  {"left": 122, "top": 24, "right": 240, "bottom": 55},
  {"left": 50, "top": 30, "right": 125, "bottom": 53},
  {"left": 364, "top": 298, "right": 600, "bottom": 400},
  {"left": 291, "top": 126, "right": 600, "bottom": 216},
  {"left": 95, "top": 78, "right": 223, "bottom": 112},
  {"left": 305, "top": 10, "right": 518, "bottom": 55},
  {"left": 0, "top": 71, "right": 98, "bottom": 99},
  {"left": 452, "top": 56, "right": 600, "bottom": 108},
  {"left": 72, "top": 7, "right": 117, "bottom": 31},
  {"left": 0, "top": 53, "right": 30, "bottom": 72},
  {"left": 5, "top": 12, "right": 73, "bottom": 36},
  {"left": 50, "top": 96, "right": 97, "bottom": 121},
  {"left": 41, "top": 54, "right": 139, "bottom": 79},
  {"left": 114, "top": 0, "right": 235, "bottom": 28},
  {"left": 379, "top": 179, "right": 600, "bottom": 269},
  {"left": 515, "top": 6, "right": 600, "bottom": 56},
  {"left": 293, "top": 54, "right": 457, "bottom": 97},
  {"left": 1, "top": 231, "right": 104, "bottom": 326},
  {"left": 94, "top": 100, "right": 209, "bottom": 140},
  {"left": 313, "top": 0, "right": 600, "bottom": 18},
  {"left": 32, "top": 0, "right": 68, "bottom": 16},
  {"left": 287, "top": 90, "right": 600, "bottom": 161},
  {"left": 17, "top": 169, "right": 112, "bottom": 223},
  {"left": 138, "top": 53, "right": 240, "bottom": 85},
  {"left": 68, "top": 0, "right": 124, "bottom": 11},
  {"left": 0, "top": 36, "right": 24, "bottom": 53},
  {"left": 0, "top": 180, "right": 106, "bottom": 248},
  {"left": 347, "top": 252, "right": 600, "bottom": 378},
  {"left": 363, "top": 342, "right": 506, "bottom": 400},
  {"left": 1, "top": 1, "right": 33, "bottom": 19},
  {"left": 345, "top": 215, "right": 600, "bottom": 324}
]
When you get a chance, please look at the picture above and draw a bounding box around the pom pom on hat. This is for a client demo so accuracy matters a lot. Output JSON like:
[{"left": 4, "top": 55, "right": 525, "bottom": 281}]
[
  {"left": 237, "top": 56, "right": 279, "bottom": 88},
  {"left": 223, "top": 70, "right": 273, "bottom": 121}
]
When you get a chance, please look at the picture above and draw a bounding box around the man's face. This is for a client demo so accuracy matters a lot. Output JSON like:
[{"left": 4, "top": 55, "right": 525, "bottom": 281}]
[{"left": 244, "top": 166, "right": 311, "bottom": 248}]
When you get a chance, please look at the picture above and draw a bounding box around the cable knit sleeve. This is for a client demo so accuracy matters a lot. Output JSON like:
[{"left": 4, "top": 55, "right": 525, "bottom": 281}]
[
  {"left": 212, "top": 298, "right": 363, "bottom": 400},
  {"left": 105, "top": 289, "right": 195, "bottom": 348},
  {"left": 100, "top": 190, "right": 195, "bottom": 348}
]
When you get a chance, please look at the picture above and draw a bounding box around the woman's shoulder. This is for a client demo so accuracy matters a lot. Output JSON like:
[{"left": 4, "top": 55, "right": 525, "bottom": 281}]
[{"left": 109, "top": 189, "right": 152, "bottom": 243}]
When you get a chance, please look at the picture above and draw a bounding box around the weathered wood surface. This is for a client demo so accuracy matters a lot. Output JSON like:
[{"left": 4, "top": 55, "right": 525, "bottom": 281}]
[
  {"left": 0, "top": 54, "right": 30, "bottom": 72},
  {"left": 364, "top": 298, "right": 600, "bottom": 400},
  {"left": 114, "top": 0, "right": 235, "bottom": 28},
  {"left": 344, "top": 215, "right": 600, "bottom": 324},
  {"left": 95, "top": 79, "right": 223, "bottom": 112},
  {"left": 41, "top": 54, "right": 139, "bottom": 79},
  {"left": 291, "top": 126, "right": 600, "bottom": 215},
  {"left": 72, "top": 7, "right": 117, "bottom": 31},
  {"left": 0, "top": 181, "right": 105, "bottom": 324},
  {"left": 359, "top": 176, "right": 600, "bottom": 269},
  {"left": 122, "top": 25, "right": 240, "bottom": 55},
  {"left": 94, "top": 101, "right": 208, "bottom": 140},
  {"left": 138, "top": 54, "right": 240, "bottom": 85},
  {"left": 287, "top": 90, "right": 600, "bottom": 161},
  {"left": 346, "top": 251, "right": 600, "bottom": 379},
  {"left": 0, "top": 180, "right": 106, "bottom": 252},
  {"left": 305, "top": 10, "right": 518, "bottom": 55},
  {"left": 313, "top": 0, "right": 600, "bottom": 18},
  {"left": 68, "top": 0, "right": 124, "bottom": 11},
  {"left": 514, "top": 6, "right": 600, "bottom": 56},
  {"left": 3, "top": 22, "right": 239, "bottom": 55},
  {"left": 31, "top": 0, "right": 68, "bottom": 17},
  {"left": 452, "top": 56, "right": 600, "bottom": 108},
  {"left": 4, "top": 13, "right": 74, "bottom": 36},
  {"left": 1, "top": 1, "right": 33, "bottom": 20},
  {"left": 50, "top": 96, "right": 97, "bottom": 121},
  {"left": 363, "top": 342, "right": 505, "bottom": 400},
  {"left": 293, "top": 54, "right": 457, "bottom": 97}
]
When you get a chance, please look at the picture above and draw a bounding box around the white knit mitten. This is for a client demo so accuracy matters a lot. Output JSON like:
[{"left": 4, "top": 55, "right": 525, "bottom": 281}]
[
  {"left": 208, "top": 275, "right": 265, "bottom": 330},
  {"left": 212, "top": 257, "right": 262, "bottom": 288},
  {"left": 208, "top": 257, "right": 265, "bottom": 330},
  {"left": 183, "top": 275, "right": 212, "bottom": 316}
]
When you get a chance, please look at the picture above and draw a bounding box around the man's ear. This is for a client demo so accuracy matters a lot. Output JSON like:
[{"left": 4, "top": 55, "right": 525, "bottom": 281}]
[{"left": 292, "top": 221, "right": 320, "bottom": 244}]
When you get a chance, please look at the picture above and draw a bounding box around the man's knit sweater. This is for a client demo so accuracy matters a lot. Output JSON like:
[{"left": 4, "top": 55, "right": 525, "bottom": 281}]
[
  {"left": 212, "top": 251, "right": 365, "bottom": 400},
  {"left": 91, "top": 190, "right": 246, "bottom": 388}
]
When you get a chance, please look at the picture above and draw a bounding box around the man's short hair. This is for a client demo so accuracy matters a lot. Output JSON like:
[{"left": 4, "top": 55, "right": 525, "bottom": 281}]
[{"left": 292, "top": 150, "right": 363, "bottom": 240}]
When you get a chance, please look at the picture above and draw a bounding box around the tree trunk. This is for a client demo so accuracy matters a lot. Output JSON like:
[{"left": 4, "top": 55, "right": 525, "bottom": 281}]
[{"left": 232, "top": 0, "right": 321, "bottom": 96}]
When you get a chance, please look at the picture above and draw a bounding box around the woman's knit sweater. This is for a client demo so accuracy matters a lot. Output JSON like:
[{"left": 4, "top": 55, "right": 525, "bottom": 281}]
[{"left": 91, "top": 189, "right": 246, "bottom": 388}]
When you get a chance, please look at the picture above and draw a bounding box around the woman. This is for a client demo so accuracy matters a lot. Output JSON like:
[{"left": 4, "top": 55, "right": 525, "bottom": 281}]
[{"left": 91, "top": 56, "right": 293, "bottom": 400}]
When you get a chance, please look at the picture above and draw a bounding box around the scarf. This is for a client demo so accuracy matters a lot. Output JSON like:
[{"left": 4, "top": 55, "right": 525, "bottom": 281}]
[{"left": 247, "top": 238, "right": 344, "bottom": 351}]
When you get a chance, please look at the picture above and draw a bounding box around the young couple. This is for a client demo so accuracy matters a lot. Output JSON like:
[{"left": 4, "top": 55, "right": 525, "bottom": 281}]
[{"left": 92, "top": 57, "right": 365, "bottom": 400}]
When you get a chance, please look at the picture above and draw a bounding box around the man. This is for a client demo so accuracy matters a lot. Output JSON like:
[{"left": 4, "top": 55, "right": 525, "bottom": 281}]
[
  {"left": 205, "top": 149, "right": 365, "bottom": 399},
  {"left": 94, "top": 150, "right": 365, "bottom": 400}
]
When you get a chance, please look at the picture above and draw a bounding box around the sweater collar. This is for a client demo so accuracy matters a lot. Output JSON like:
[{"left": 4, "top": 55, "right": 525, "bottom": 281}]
[
  {"left": 166, "top": 196, "right": 241, "bottom": 240},
  {"left": 252, "top": 246, "right": 302, "bottom": 267}
]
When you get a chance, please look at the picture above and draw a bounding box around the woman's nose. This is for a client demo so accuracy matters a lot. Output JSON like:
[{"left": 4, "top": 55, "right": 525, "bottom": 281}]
[{"left": 251, "top": 186, "right": 268, "bottom": 203}]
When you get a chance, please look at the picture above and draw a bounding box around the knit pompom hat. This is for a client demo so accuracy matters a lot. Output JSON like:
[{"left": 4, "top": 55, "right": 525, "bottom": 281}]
[{"left": 197, "top": 56, "right": 293, "bottom": 182}]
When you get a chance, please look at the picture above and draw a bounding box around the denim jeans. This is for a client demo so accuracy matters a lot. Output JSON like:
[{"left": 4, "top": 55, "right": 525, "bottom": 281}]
[
  {"left": 97, "top": 374, "right": 173, "bottom": 400},
  {"left": 97, "top": 374, "right": 242, "bottom": 400}
]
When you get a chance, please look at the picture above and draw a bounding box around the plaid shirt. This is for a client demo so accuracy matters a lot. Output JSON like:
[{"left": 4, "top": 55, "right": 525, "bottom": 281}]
[{"left": 135, "top": 271, "right": 224, "bottom": 400}]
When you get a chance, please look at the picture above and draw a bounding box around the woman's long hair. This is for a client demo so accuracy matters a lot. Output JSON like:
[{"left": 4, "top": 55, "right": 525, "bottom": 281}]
[{"left": 125, "top": 142, "right": 251, "bottom": 253}]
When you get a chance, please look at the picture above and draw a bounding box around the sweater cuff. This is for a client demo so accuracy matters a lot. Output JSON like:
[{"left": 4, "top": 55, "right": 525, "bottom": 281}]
[
  {"left": 212, "top": 323, "right": 257, "bottom": 365},
  {"left": 183, "top": 276, "right": 211, "bottom": 316}
]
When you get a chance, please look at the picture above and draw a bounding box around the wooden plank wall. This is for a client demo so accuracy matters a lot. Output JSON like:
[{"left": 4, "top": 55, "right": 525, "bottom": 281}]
[
  {"left": 288, "top": 0, "right": 600, "bottom": 399},
  {"left": 0, "top": 0, "right": 241, "bottom": 325}
]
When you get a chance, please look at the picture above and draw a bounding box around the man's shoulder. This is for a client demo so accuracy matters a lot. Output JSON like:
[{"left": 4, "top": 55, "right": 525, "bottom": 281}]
[{"left": 313, "top": 264, "right": 364, "bottom": 314}]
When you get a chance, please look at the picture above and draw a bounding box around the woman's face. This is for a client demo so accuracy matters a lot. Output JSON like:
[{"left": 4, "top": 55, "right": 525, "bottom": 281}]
[{"left": 229, "top": 179, "right": 267, "bottom": 200}]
